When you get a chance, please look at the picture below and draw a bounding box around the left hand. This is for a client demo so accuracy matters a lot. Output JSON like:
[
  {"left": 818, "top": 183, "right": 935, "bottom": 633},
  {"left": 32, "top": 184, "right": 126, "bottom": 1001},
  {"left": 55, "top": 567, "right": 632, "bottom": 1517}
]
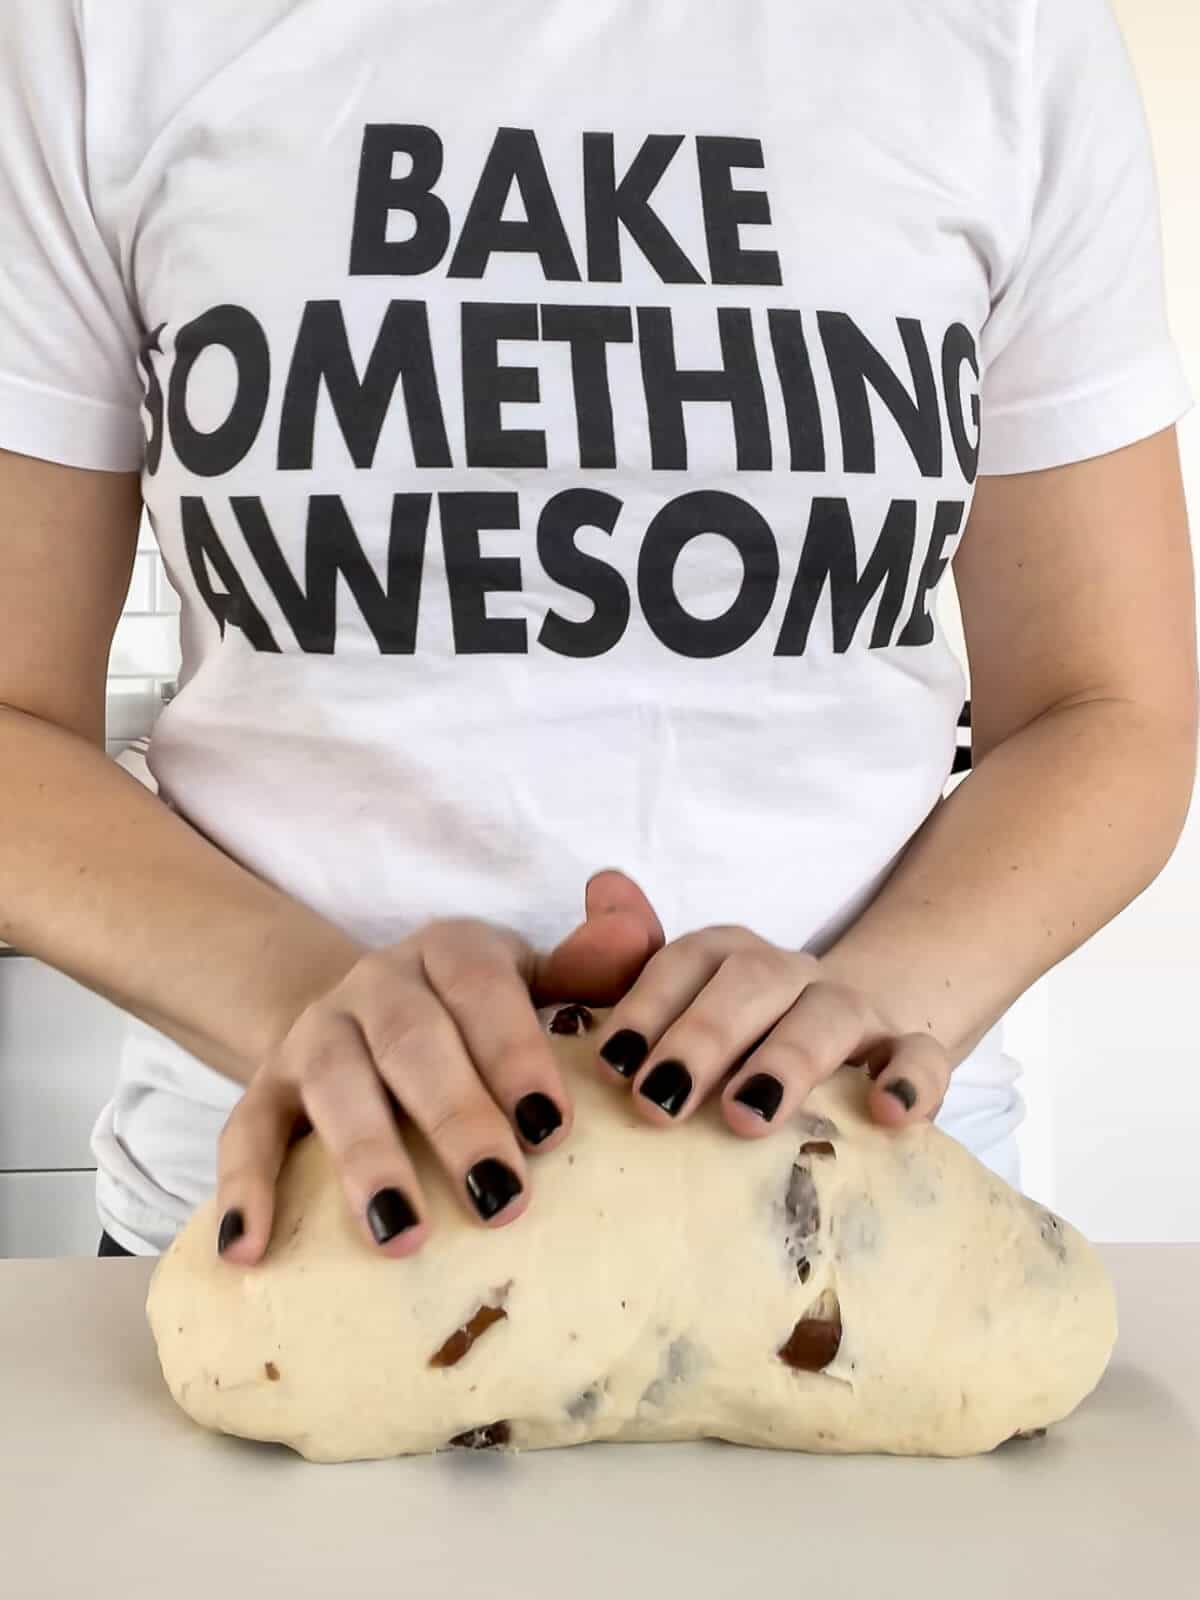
[{"left": 583, "top": 870, "right": 952, "bottom": 1135}]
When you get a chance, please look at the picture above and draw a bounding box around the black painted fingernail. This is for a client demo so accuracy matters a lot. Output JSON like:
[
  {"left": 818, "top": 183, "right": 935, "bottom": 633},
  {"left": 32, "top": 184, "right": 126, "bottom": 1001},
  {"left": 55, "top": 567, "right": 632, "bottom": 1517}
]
[
  {"left": 638, "top": 1059, "right": 692, "bottom": 1117},
  {"left": 366, "top": 1187, "right": 419, "bottom": 1245},
  {"left": 514, "top": 1092, "right": 563, "bottom": 1146},
  {"left": 217, "top": 1208, "right": 245, "bottom": 1254},
  {"left": 466, "top": 1159, "right": 524, "bottom": 1221},
  {"left": 599, "top": 1028, "right": 649, "bottom": 1077},
  {"left": 885, "top": 1077, "right": 918, "bottom": 1111},
  {"left": 733, "top": 1072, "right": 784, "bottom": 1122}
]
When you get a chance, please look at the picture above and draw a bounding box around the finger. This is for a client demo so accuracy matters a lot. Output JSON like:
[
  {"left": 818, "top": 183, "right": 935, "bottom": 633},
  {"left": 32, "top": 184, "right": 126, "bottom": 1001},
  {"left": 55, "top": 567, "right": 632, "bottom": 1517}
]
[
  {"left": 298, "top": 1012, "right": 430, "bottom": 1258},
  {"left": 530, "top": 867, "right": 666, "bottom": 1007},
  {"left": 721, "top": 978, "right": 888, "bottom": 1137},
  {"left": 418, "top": 924, "right": 577, "bottom": 1157},
  {"left": 214, "top": 1075, "right": 301, "bottom": 1266},
  {"left": 584, "top": 867, "right": 666, "bottom": 935},
  {"left": 621, "top": 944, "right": 811, "bottom": 1126},
  {"left": 356, "top": 953, "right": 532, "bottom": 1227},
  {"left": 592, "top": 926, "right": 793, "bottom": 1087},
  {"left": 865, "top": 1032, "right": 952, "bottom": 1126}
]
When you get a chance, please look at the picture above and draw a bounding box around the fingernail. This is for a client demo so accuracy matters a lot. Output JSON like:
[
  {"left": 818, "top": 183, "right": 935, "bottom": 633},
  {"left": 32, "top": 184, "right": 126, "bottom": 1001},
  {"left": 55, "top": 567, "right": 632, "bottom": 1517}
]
[
  {"left": 514, "top": 1092, "right": 563, "bottom": 1146},
  {"left": 638, "top": 1059, "right": 692, "bottom": 1117},
  {"left": 366, "top": 1187, "right": 419, "bottom": 1245},
  {"left": 217, "top": 1208, "right": 245, "bottom": 1254},
  {"left": 885, "top": 1077, "right": 918, "bottom": 1111},
  {"left": 466, "top": 1158, "right": 524, "bottom": 1221},
  {"left": 599, "top": 1028, "right": 649, "bottom": 1078},
  {"left": 733, "top": 1072, "right": 784, "bottom": 1122}
]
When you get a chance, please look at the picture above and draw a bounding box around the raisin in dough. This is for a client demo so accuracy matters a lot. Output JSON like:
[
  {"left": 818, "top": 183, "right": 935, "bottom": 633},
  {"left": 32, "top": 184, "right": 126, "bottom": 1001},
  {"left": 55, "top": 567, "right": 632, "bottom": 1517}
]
[{"left": 146, "top": 1004, "right": 1117, "bottom": 1462}]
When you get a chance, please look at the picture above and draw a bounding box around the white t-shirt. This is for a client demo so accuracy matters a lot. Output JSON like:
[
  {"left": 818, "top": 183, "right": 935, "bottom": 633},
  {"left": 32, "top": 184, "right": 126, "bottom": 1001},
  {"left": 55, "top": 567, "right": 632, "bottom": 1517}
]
[{"left": 0, "top": 0, "right": 1190, "bottom": 1254}]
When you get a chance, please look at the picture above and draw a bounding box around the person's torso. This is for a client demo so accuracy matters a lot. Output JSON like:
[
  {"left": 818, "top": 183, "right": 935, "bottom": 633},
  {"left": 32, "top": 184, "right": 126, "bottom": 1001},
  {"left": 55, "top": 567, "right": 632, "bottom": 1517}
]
[
  {"left": 81, "top": 0, "right": 1034, "bottom": 953},
  {"left": 82, "top": 3, "right": 1034, "bottom": 1240}
]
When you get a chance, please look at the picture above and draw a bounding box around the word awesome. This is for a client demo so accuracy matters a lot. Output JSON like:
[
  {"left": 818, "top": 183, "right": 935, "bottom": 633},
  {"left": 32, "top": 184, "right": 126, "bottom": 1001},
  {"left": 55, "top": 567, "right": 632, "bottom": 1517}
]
[
  {"left": 180, "top": 490, "right": 962, "bottom": 659},
  {"left": 144, "top": 125, "right": 982, "bottom": 657}
]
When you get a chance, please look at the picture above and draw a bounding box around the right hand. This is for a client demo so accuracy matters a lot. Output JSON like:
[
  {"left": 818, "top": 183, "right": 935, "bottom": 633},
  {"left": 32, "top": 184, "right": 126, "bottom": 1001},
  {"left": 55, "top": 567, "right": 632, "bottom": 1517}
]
[{"left": 215, "top": 870, "right": 665, "bottom": 1265}]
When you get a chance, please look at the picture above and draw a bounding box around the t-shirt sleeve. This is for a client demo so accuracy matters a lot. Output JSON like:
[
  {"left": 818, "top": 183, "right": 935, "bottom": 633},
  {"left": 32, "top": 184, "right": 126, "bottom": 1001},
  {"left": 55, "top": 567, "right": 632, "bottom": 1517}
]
[
  {"left": 0, "top": 0, "right": 146, "bottom": 472},
  {"left": 977, "top": 0, "right": 1193, "bottom": 476}
]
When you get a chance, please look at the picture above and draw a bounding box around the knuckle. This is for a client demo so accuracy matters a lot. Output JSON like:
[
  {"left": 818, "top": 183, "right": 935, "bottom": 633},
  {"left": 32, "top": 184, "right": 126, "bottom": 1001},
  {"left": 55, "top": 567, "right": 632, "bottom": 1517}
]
[
  {"left": 900, "top": 1031, "right": 950, "bottom": 1073},
  {"left": 486, "top": 1033, "right": 554, "bottom": 1087},
  {"left": 438, "top": 961, "right": 514, "bottom": 1016},
  {"left": 299, "top": 1042, "right": 349, "bottom": 1093},
  {"left": 811, "top": 980, "right": 869, "bottom": 1024},
  {"left": 659, "top": 927, "right": 710, "bottom": 962},
  {"left": 334, "top": 1131, "right": 401, "bottom": 1176},
  {"left": 420, "top": 916, "right": 494, "bottom": 962},
  {"left": 424, "top": 914, "right": 477, "bottom": 939},
  {"left": 678, "top": 1010, "right": 736, "bottom": 1056},
  {"left": 764, "top": 1036, "right": 822, "bottom": 1081},
  {"left": 278, "top": 1000, "right": 353, "bottom": 1074},
  {"left": 417, "top": 919, "right": 459, "bottom": 960},
  {"left": 425, "top": 1099, "right": 503, "bottom": 1154},
  {"left": 343, "top": 946, "right": 396, "bottom": 988},
  {"left": 266, "top": 1004, "right": 319, "bottom": 1063},
  {"left": 722, "top": 947, "right": 788, "bottom": 988},
  {"left": 368, "top": 1010, "right": 454, "bottom": 1071},
  {"left": 902, "top": 1029, "right": 939, "bottom": 1049},
  {"left": 344, "top": 952, "right": 421, "bottom": 1007}
]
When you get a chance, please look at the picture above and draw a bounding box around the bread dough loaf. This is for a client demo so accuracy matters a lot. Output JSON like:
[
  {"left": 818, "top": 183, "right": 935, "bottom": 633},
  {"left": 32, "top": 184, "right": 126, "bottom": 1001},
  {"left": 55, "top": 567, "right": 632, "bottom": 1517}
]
[{"left": 147, "top": 1003, "right": 1117, "bottom": 1462}]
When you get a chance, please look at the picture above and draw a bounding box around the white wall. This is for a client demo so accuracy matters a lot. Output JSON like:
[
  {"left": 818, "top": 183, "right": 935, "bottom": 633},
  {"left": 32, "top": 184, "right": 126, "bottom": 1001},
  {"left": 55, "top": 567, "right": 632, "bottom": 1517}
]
[
  {"left": 1047, "top": 0, "right": 1200, "bottom": 1242},
  {"left": 106, "top": 515, "right": 182, "bottom": 754},
  {"left": 942, "top": 0, "right": 1200, "bottom": 1241}
]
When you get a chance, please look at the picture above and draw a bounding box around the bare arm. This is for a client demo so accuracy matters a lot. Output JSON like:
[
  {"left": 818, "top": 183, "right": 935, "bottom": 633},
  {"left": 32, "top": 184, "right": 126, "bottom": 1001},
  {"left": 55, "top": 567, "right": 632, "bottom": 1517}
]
[
  {"left": 819, "top": 428, "right": 1199, "bottom": 1065},
  {"left": 0, "top": 446, "right": 364, "bottom": 1084},
  {"left": 0, "top": 446, "right": 675, "bottom": 1257}
]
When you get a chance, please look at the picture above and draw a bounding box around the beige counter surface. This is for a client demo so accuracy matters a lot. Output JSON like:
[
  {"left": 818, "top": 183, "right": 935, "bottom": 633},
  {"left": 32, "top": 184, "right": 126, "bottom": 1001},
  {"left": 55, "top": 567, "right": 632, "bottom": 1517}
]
[{"left": 1, "top": 1247, "right": 1197, "bottom": 1599}]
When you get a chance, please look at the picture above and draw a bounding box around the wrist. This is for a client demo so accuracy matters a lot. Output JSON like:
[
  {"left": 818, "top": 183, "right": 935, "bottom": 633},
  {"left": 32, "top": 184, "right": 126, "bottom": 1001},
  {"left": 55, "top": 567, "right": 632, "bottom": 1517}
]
[
  {"left": 815, "top": 919, "right": 999, "bottom": 1069},
  {"left": 234, "top": 914, "right": 368, "bottom": 1073}
]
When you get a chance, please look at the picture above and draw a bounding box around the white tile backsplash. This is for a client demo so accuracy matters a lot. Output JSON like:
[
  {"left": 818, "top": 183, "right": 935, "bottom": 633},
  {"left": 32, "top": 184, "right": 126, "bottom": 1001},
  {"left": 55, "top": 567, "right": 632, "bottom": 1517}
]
[
  {"left": 155, "top": 561, "right": 182, "bottom": 615},
  {"left": 106, "top": 680, "right": 165, "bottom": 741},
  {"left": 0, "top": 959, "right": 128, "bottom": 1170},
  {"left": 124, "top": 551, "right": 158, "bottom": 613},
  {"left": 109, "top": 612, "right": 185, "bottom": 679},
  {"left": 105, "top": 511, "right": 181, "bottom": 749}
]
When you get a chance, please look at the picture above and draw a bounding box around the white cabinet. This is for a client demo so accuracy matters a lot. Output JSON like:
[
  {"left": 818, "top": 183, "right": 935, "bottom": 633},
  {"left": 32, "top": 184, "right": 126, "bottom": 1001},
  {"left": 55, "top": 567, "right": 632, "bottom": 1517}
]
[
  {"left": 0, "top": 953, "right": 127, "bottom": 1257},
  {"left": 0, "top": 1172, "right": 106, "bottom": 1258},
  {"left": 0, "top": 740, "right": 160, "bottom": 1257},
  {"left": 0, "top": 955, "right": 128, "bottom": 1169}
]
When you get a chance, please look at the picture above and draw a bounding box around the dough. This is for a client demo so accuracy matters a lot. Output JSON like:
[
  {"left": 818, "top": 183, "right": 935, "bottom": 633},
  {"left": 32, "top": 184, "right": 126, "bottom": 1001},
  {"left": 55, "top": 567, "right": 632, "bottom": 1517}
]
[{"left": 146, "top": 1003, "right": 1117, "bottom": 1462}]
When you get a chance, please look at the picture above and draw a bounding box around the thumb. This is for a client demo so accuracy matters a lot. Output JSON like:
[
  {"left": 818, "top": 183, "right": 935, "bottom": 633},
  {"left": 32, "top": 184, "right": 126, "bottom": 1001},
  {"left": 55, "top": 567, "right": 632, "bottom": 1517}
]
[
  {"left": 582, "top": 867, "right": 665, "bottom": 927},
  {"left": 530, "top": 868, "right": 666, "bottom": 1007}
]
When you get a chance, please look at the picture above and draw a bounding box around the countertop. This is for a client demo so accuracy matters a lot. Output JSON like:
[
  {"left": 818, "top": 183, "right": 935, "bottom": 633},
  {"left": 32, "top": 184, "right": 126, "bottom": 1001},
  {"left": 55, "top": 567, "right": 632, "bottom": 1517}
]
[{"left": 1, "top": 1247, "right": 1197, "bottom": 1599}]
